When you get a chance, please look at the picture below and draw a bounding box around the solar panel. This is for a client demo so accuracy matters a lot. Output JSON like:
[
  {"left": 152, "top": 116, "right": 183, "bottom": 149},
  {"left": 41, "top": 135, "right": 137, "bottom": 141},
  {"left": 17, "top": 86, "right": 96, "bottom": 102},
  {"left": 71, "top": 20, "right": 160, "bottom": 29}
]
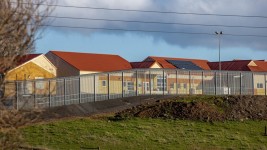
[{"left": 167, "top": 60, "right": 203, "bottom": 70}]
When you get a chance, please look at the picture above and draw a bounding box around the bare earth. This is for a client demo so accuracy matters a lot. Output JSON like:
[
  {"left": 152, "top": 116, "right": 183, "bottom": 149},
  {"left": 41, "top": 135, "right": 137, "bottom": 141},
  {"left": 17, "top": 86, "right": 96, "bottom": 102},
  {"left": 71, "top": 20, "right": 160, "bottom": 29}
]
[{"left": 18, "top": 95, "right": 267, "bottom": 124}]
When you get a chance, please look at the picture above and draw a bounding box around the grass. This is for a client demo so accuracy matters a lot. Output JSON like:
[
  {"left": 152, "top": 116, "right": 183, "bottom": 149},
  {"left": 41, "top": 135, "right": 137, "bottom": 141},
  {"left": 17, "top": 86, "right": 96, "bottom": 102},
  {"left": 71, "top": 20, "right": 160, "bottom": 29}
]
[{"left": 21, "top": 117, "right": 267, "bottom": 150}]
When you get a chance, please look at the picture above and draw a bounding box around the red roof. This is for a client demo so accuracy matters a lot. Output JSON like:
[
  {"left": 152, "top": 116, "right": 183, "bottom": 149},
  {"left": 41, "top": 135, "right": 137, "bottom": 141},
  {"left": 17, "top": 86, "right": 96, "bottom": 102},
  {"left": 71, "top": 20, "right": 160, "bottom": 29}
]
[
  {"left": 49, "top": 51, "right": 132, "bottom": 72},
  {"left": 208, "top": 60, "right": 267, "bottom": 72},
  {"left": 130, "top": 61, "right": 158, "bottom": 68},
  {"left": 0, "top": 54, "right": 41, "bottom": 73},
  {"left": 17, "top": 54, "right": 41, "bottom": 66},
  {"left": 144, "top": 56, "right": 210, "bottom": 70}
]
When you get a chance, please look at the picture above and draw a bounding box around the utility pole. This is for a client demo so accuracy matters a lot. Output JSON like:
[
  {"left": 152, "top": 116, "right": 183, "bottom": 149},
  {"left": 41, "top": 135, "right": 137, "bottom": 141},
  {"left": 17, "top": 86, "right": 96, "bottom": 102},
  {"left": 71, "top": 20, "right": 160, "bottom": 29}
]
[{"left": 215, "top": 31, "right": 223, "bottom": 95}]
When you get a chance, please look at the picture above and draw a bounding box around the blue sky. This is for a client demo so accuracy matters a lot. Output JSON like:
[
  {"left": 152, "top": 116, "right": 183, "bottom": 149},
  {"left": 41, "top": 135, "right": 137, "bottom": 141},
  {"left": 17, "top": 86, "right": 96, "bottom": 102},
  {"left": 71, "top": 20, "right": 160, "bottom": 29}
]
[{"left": 36, "top": 0, "right": 267, "bottom": 62}]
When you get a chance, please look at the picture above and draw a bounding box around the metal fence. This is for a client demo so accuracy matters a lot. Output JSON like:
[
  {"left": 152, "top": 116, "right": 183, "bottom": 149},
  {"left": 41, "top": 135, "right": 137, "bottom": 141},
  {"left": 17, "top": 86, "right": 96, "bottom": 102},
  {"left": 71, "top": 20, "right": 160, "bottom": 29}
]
[{"left": 2, "top": 69, "right": 267, "bottom": 110}]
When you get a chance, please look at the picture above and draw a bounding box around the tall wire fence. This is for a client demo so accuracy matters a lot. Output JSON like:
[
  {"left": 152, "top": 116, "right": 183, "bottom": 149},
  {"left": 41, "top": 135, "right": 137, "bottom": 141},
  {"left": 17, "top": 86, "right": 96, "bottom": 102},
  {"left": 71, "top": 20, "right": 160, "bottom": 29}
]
[{"left": 2, "top": 69, "right": 267, "bottom": 110}]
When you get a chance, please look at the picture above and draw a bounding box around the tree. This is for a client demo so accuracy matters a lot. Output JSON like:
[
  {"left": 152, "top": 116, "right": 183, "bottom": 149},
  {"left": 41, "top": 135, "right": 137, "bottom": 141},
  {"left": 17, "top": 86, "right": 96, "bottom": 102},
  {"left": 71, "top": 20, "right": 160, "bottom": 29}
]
[{"left": 0, "top": 0, "right": 53, "bottom": 149}]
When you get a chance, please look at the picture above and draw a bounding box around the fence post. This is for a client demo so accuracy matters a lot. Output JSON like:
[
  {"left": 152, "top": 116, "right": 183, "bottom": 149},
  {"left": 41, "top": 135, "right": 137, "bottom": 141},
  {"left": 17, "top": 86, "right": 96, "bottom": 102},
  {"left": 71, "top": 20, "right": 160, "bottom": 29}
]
[
  {"left": 136, "top": 70, "right": 138, "bottom": 96},
  {"left": 265, "top": 73, "right": 266, "bottom": 96},
  {"left": 49, "top": 80, "right": 51, "bottom": 108},
  {"left": 78, "top": 77, "right": 81, "bottom": 104},
  {"left": 33, "top": 81, "right": 36, "bottom": 108},
  {"left": 149, "top": 70, "right": 152, "bottom": 95},
  {"left": 189, "top": 71, "right": 191, "bottom": 95},
  {"left": 122, "top": 72, "right": 124, "bottom": 98},
  {"left": 16, "top": 81, "right": 19, "bottom": 110},
  {"left": 240, "top": 72, "right": 242, "bottom": 95},
  {"left": 64, "top": 79, "right": 66, "bottom": 105},
  {"left": 163, "top": 70, "right": 165, "bottom": 95},
  {"left": 108, "top": 73, "right": 110, "bottom": 100},
  {"left": 176, "top": 70, "right": 178, "bottom": 95},
  {"left": 227, "top": 72, "right": 229, "bottom": 95},
  {"left": 214, "top": 72, "right": 217, "bottom": 95},
  {"left": 251, "top": 73, "right": 254, "bottom": 95},
  {"left": 201, "top": 71, "right": 204, "bottom": 95},
  {"left": 94, "top": 75, "right": 96, "bottom": 102}
]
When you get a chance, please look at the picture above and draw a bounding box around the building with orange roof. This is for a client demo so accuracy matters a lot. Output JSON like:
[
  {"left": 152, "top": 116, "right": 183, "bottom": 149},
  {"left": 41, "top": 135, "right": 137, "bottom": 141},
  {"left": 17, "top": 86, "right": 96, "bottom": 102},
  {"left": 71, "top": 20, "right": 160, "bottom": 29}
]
[
  {"left": 46, "top": 50, "right": 132, "bottom": 77},
  {"left": 46, "top": 50, "right": 133, "bottom": 96},
  {"left": 132, "top": 56, "right": 212, "bottom": 95},
  {"left": 3, "top": 54, "right": 57, "bottom": 97},
  {"left": 208, "top": 60, "right": 267, "bottom": 95},
  {"left": 208, "top": 60, "right": 267, "bottom": 72},
  {"left": 144, "top": 56, "right": 211, "bottom": 70}
]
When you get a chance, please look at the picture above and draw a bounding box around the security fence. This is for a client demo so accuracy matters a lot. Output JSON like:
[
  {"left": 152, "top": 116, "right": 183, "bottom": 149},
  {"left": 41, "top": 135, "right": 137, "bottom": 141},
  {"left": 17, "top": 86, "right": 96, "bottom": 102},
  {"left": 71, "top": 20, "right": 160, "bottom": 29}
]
[{"left": 2, "top": 69, "right": 267, "bottom": 110}]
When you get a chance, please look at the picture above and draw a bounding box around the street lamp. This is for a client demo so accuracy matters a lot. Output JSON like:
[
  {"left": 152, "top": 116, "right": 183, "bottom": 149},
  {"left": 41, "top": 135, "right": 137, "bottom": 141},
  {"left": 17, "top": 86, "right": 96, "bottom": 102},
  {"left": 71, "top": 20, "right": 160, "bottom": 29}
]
[{"left": 215, "top": 31, "right": 223, "bottom": 94}]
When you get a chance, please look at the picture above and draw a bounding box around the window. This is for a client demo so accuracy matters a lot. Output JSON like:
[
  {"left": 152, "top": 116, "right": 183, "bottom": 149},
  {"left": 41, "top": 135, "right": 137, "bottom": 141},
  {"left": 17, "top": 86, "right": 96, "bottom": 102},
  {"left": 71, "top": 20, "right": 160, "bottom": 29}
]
[
  {"left": 177, "top": 83, "right": 181, "bottom": 88},
  {"left": 157, "top": 75, "right": 167, "bottom": 91},
  {"left": 257, "top": 83, "right": 263, "bottom": 88},
  {"left": 124, "top": 81, "right": 134, "bottom": 91},
  {"left": 102, "top": 80, "right": 107, "bottom": 87}
]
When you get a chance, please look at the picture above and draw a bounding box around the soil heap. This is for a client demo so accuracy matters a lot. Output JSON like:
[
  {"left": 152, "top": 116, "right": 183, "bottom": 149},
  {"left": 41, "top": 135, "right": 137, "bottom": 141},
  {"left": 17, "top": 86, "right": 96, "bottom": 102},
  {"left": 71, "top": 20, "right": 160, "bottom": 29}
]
[{"left": 115, "top": 95, "right": 267, "bottom": 121}]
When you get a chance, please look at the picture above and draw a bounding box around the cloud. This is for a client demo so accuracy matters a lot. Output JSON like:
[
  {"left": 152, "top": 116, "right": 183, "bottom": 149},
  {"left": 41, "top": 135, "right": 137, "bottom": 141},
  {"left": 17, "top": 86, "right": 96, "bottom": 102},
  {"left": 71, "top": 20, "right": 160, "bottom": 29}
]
[{"left": 48, "top": 0, "right": 267, "bottom": 51}]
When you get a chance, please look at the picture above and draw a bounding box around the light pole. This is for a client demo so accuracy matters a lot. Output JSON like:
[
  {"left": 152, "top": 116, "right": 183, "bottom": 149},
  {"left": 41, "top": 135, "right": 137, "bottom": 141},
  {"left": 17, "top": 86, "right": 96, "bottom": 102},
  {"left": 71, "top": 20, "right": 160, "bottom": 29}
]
[{"left": 215, "top": 31, "right": 223, "bottom": 94}]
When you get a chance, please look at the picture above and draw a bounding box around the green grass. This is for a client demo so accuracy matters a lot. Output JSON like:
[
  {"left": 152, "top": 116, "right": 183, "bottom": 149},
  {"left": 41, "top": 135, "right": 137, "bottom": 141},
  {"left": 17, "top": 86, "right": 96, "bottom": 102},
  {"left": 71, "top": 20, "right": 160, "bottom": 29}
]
[{"left": 21, "top": 117, "right": 267, "bottom": 150}]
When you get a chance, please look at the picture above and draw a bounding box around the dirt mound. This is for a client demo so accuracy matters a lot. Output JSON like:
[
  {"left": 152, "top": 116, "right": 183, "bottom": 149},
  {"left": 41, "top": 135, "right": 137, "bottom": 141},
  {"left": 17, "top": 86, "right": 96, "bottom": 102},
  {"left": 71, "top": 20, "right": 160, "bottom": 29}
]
[{"left": 114, "top": 95, "right": 267, "bottom": 121}]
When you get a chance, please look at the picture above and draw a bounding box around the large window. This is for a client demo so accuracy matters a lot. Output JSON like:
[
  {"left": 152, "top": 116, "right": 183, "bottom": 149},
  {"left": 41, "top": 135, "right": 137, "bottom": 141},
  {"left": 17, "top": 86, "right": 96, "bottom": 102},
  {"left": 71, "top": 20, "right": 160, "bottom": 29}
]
[{"left": 157, "top": 75, "right": 167, "bottom": 91}]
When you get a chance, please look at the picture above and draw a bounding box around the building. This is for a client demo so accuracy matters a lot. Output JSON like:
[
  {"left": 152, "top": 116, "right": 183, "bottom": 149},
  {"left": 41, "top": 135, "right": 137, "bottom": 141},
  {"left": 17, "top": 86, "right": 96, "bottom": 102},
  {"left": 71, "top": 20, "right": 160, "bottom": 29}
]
[
  {"left": 208, "top": 60, "right": 267, "bottom": 95},
  {"left": 4, "top": 54, "right": 56, "bottom": 97},
  {"left": 144, "top": 56, "right": 211, "bottom": 70},
  {"left": 208, "top": 60, "right": 267, "bottom": 72},
  {"left": 45, "top": 51, "right": 133, "bottom": 98},
  {"left": 129, "top": 56, "right": 211, "bottom": 95},
  {"left": 46, "top": 50, "right": 132, "bottom": 77}
]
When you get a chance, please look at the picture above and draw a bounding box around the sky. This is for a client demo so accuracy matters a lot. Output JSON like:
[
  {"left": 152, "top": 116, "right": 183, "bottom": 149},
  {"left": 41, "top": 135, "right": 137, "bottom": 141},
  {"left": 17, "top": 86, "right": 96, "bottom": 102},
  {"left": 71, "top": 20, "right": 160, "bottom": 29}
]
[{"left": 36, "top": 0, "right": 267, "bottom": 62}]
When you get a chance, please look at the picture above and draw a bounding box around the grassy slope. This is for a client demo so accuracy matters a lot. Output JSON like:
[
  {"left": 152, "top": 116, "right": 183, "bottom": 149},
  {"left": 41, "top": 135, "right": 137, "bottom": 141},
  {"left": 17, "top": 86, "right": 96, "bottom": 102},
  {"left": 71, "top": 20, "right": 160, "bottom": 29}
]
[{"left": 22, "top": 117, "right": 267, "bottom": 150}]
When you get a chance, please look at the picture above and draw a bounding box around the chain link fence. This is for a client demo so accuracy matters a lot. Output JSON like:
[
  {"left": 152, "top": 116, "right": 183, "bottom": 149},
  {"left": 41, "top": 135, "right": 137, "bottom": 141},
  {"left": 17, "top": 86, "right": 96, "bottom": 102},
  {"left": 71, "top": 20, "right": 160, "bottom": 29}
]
[{"left": 2, "top": 69, "right": 267, "bottom": 110}]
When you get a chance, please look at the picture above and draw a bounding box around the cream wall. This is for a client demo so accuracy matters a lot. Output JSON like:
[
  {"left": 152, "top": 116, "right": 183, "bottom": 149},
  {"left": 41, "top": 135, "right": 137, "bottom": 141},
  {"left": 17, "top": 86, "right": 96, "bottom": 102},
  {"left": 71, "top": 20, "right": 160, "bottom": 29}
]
[
  {"left": 150, "top": 63, "right": 162, "bottom": 68},
  {"left": 46, "top": 52, "right": 80, "bottom": 77},
  {"left": 80, "top": 71, "right": 100, "bottom": 75},
  {"left": 32, "top": 55, "right": 56, "bottom": 76}
]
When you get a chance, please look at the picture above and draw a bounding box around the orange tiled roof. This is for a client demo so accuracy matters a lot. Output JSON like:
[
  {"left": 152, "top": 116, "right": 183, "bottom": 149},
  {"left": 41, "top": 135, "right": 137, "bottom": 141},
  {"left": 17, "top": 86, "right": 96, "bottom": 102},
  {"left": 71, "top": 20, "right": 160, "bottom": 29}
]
[
  {"left": 17, "top": 54, "right": 41, "bottom": 66},
  {"left": 145, "top": 56, "right": 210, "bottom": 70},
  {"left": 208, "top": 60, "right": 267, "bottom": 72},
  {"left": 49, "top": 51, "right": 132, "bottom": 72},
  {"left": 251, "top": 60, "right": 267, "bottom": 72},
  {"left": 130, "top": 61, "right": 157, "bottom": 68},
  {"left": 0, "top": 54, "right": 41, "bottom": 73}
]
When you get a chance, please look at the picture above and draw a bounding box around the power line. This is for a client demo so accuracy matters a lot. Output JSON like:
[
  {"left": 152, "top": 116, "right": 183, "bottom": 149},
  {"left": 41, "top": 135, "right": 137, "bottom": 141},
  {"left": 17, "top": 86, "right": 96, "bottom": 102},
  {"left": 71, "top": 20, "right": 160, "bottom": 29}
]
[
  {"left": 39, "top": 24, "right": 267, "bottom": 38},
  {"left": 17, "top": 2, "right": 267, "bottom": 19},
  {"left": 46, "top": 15, "right": 267, "bottom": 29}
]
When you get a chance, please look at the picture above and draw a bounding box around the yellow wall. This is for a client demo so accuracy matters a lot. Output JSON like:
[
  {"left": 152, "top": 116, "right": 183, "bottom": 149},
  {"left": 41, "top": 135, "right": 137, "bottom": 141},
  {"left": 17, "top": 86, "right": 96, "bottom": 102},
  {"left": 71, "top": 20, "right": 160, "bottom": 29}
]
[
  {"left": 5, "top": 62, "right": 55, "bottom": 80},
  {"left": 253, "top": 74, "right": 266, "bottom": 95},
  {"left": 32, "top": 55, "right": 56, "bottom": 76},
  {"left": 4, "top": 62, "right": 56, "bottom": 97}
]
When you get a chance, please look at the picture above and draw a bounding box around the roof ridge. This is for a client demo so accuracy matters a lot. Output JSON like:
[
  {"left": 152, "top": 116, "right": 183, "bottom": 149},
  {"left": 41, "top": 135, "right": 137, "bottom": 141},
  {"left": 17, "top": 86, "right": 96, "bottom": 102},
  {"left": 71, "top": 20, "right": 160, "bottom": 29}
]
[
  {"left": 148, "top": 56, "right": 209, "bottom": 61},
  {"left": 50, "top": 50, "right": 120, "bottom": 56}
]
